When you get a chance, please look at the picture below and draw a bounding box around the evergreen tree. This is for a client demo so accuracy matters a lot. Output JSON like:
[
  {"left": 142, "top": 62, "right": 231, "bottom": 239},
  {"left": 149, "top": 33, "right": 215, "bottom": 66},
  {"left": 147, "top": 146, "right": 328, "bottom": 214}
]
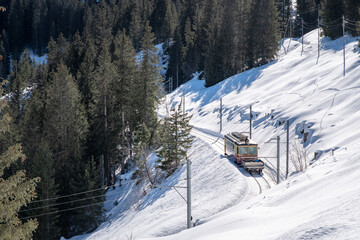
[
  {"left": 129, "top": 0, "right": 143, "bottom": 50},
  {"left": 137, "top": 21, "right": 163, "bottom": 127},
  {"left": 43, "top": 62, "right": 88, "bottom": 237},
  {"left": 76, "top": 35, "right": 96, "bottom": 113},
  {"left": 321, "top": 0, "right": 344, "bottom": 39},
  {"left": 32, "top": 0, "right": 48, "bottom": 54},
  {"left": 163, "top": 0, "right": 178, "bottom": 40},
  {"left": 112, "top": 30, "right": 138, "bottom": 170},
  {"left": 181, "top": 17, "right": 198, "bottom": 79},
  {"left": 219, "top": 0, "right": 242, "bottom": 78},
  {"left": 132, "top": 122, "right": 153, "bottom": 183},
  {"left": 47, "top": 33, "right": 70, "bottom": 71},
  {"left": 247, "top": 0, "right": 280, "bottom": 68},
  {"left": 22, "top": 64, "right": 49, "bottom": 163},
  {"left": 156, "top": 101, "right": 194, "bottom": 173},
  {"left": 67, "top": 32, "right": 85, "bottom": 78},
  {"left": 343, "top": 0, "right": 360, "bottom": 36},
  {"left": 28, "top": 141, "right": 60, "bottom": 240},
  {"left": 0, "top": 82, "right": 39, "bottom": 240},
  {"left": 165, "top": 27, "right": 183, "bottom": 91},
  {"left": 202, "top": 0, "right": 224, "bottom": 87},
  {"left": 0, "top": 30, "right": 10, "bottom": 79},
  {"left": 7, "top": 49, "right": 35, "bottom": 126},
  {"left": 90, "top": 41, "right": 117, "bottom": 186},
  {"left": 296, "top": 0, "right": 318, "bottom": 34},
  {"left": 69, "top": 157, "right": 104, "bottom": 235}
]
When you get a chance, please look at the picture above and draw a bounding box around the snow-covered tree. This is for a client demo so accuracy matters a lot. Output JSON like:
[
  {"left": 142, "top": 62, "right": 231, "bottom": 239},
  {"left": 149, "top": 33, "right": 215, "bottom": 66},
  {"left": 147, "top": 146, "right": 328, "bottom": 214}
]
[{"left": 157, "top": 101, "right": 194, "bottom": 174}]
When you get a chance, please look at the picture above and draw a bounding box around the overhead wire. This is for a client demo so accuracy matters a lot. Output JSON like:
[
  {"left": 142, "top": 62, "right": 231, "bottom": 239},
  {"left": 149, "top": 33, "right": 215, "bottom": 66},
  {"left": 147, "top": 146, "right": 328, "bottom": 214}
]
[
  {"left": 20, "top": 197, "right": 121, "bottom": 220},
  {"left": 20, "top": 166, "right": 189, "bottom": 220},
  {"left": 20, "top": 190, "right": 119, "bottom": 213}
]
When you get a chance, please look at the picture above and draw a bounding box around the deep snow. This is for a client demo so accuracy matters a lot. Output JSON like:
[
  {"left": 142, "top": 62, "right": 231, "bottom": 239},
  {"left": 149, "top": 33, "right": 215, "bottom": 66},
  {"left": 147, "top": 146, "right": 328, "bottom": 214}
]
[{"left": 71, "top": 30, "right": 360, "bottom": 239}]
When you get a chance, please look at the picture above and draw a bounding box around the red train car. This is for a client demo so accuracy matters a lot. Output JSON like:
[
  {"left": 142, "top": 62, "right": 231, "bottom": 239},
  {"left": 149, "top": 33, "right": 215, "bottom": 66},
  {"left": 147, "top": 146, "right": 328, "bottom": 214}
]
[{"left": 224, "top": 132, "right": 264, "bottom": 174}]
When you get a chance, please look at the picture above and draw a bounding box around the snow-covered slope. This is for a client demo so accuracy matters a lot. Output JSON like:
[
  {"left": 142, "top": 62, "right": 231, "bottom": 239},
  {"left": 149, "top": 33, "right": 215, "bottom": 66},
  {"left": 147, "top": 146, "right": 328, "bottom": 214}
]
[{"left": 72, "top": 30, "right": 360, "bottom": 239}]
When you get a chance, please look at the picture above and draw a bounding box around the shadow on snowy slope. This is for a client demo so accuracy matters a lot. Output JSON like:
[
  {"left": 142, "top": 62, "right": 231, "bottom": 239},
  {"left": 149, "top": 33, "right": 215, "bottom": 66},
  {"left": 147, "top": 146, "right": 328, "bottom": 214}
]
[{"left": 175, "top": 60, "right": 279, "bottom": 109}]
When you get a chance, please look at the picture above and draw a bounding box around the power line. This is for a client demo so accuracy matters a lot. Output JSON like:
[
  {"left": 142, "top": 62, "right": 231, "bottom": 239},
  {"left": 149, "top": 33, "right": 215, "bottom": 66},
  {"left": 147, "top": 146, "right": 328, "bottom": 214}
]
[
  {"left": 20, "top": 190, "right": 119, "bottom": 213},
  {"left": 26, "top": 164, "right": 185, "bottom": 205},
  {"left": 20, "top": 197, "right": 119, "bottom": 220},
  {"left": 27, "top": 185, "right": 114, "bottom": 204}
]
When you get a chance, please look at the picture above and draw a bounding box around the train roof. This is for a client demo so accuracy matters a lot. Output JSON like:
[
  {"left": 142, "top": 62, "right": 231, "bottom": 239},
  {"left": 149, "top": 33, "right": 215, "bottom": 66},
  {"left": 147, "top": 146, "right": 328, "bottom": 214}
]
[{"left": 224, "top": 132, "right": 257, "bottom": 145}]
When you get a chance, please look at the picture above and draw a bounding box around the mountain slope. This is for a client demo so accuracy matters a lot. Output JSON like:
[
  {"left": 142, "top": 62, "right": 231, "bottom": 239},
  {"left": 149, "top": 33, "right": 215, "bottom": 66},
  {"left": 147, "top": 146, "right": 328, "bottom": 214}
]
[{"left": 72, "top": 30, "right": 360, "bottom": 240}]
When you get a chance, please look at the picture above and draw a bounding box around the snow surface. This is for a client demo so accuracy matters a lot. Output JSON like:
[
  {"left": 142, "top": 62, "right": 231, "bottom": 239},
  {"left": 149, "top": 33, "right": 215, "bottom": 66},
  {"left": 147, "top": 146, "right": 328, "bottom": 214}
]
[{"left": 71, "top": 30, "right": 360, "bottom": 239}]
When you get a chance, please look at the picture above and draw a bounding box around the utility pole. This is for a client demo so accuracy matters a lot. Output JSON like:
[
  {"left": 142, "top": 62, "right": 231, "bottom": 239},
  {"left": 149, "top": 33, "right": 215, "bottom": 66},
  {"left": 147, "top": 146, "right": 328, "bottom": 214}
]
[
  {"left": 183, "top": 89, "right": 185, "bottom": 117},
  {"left": 249, "top": 105, "right": 252, "bottom": 139},
  {"left": 121, "top": 111, "right": 125, "bottom": 174},
  {"left": 277, "top": 136, "right": 280, "bottom": 184},
  {"left": 286, "top": 120, "right": 289, "bottom": 179},
  {"left": 187, "top": 156, "right": 192, "bottom": 229},
  {"left": 301, "top": 19, "right": 304, "bottom": 54},
  {"left": 100, "top": 154, "right": 104, "bottom": 188},
  {"left": 220, "top": 98, "right": 223, "bottom": 132},
  {"left": 176, "top": 62, "right": 179, "bottom": 89},
  {"left": 169, "top": 77, "right": 173, "bottom": 92},
  {"left": 342, "top": 15, "right": 346, "bottom": 77},
  {"left": 317, "top": 4, "right": 320, "bottom": 59}
]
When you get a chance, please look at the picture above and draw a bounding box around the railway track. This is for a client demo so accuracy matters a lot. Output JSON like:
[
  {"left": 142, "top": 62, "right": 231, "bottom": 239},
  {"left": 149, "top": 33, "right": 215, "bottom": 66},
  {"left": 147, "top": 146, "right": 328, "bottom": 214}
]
[
  {"left": 191, "top": 128, "right": 272, "bottom": 195},
  {"left": 191, "top": 128, "right": 224, "bottom": 153},
  {"left": 250, "top": 172, "right": 271, "bottom": 194}
]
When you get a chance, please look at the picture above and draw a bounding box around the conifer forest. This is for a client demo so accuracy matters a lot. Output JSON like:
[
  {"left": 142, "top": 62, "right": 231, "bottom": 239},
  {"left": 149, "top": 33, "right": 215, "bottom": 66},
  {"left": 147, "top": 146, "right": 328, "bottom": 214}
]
[{"left": 0, "top": 0, "right": 360, "bottom": 239}]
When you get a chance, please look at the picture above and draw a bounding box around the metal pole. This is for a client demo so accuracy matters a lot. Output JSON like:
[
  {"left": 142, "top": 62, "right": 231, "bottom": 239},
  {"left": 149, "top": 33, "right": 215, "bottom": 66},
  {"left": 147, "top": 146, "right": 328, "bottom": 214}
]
[
  {"left": 343, "top": 15, "right": 345, "bottom": 77},
  {"left": 301, "top": 19, "right": 304, "bottom": 54},
  {"left": 187, "top": 156, "right": 192, "bottom": 229},
  {"left": 220, "top": 98, "right": 222, "bottom": 132},
  {"left": 176, "top": 62, "right": 179, "bottom": 89},
  {"left": 100, "top": 155, "right": 104, "bottom": 188},
  {"left": 249, "top": 105, "right": 252, "bottom": 139},
  {"left": 183, "top": 89, "right": 185, "bottom": 116},
  {"left": 286, "top": 120, "right": 289, "bottom": 179},
  {"left": 317, "top": 4, "right": 320, "bottom": 59},
  {"left": 277, "top": 136, "right": 280, "bottom": 184}
]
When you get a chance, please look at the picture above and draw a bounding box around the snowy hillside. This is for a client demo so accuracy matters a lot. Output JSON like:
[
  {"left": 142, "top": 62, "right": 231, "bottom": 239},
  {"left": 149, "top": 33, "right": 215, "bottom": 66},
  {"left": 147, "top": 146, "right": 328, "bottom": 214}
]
[{"left": 71, "top": 30, "right": 360, "bottom": 239}]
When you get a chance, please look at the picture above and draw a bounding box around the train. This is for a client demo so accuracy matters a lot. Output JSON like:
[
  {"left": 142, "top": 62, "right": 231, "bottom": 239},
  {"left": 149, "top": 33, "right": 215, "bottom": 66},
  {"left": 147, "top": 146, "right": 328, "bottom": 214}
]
[{"left": 224, "top": 132, "right": 264, "bottom": 174}]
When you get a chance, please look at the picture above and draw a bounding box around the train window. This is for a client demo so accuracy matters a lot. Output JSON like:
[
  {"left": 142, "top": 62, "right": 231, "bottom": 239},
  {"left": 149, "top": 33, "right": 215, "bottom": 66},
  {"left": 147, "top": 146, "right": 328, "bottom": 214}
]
[
  {"left": 239, "top": 147, "right": 248, "bottom": 155},
  {"left": 249, "top": 147, "right": 257, "bottom": 155}
]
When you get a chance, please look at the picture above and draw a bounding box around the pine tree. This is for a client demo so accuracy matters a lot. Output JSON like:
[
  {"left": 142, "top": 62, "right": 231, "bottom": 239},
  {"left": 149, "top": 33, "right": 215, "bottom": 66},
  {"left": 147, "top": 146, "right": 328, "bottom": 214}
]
[
  {"left": 42, "top": 62, "right": 88, "bottom": 237},
  {"left": 165, "top": 27, "right": 183, "bottom": 90},
  {"left": 219, "top": 0, "right": 242, "bottom": 78},
  {"left": 296, "top": 0, "right": 318, "bottom": 34},
  {"left": 76, "top": 35, "right": 96, "bottom": 113},
  {"left": 247, "top": 0, "right": 280, "bottom": 68},
  {"left": 28, "top": 141, "right": 60, "bottom": 240},
  {"left": 47, "top": 33, "right": 70, "bottom": 71},
  {"left": 129, "top": 0, "right": 143, "bottom": 50},
  {"left": 137, "top": 21, "right": 163, "bottom": 127},
  {"left": 44, "top": 62, "right": 88, "bottom": 169},
  {"left": 202, "top": 0, "right": 224, "bottom": 87},
  {"left": 321, "top": 0, "right": 344, "bottom": 39},
  {"left": 112, "top": 30, "right": 138, "bottom": 171},
  {"left": 343, "top": 0, "right": 360, "bottom": 36},
  {"left": 0, "top": 82, "right": 39, "bottom": 240},
  {"left": 7, "top": 49, "right": 35, "bottom": 126},
  {"left": 156, "top": 101, "right": 194, "bottom": 174},
  {"left": 0, "top": 30, "right": 10, "bottom": 79},
  {"left": 132, "top": 122, "right": 153, "bottom": 183},
  {"left": 181, "top": 17, "right": 198, "bottom": 79},
  {"left": 163, "top": 0, "right": 178, "bottom": 40},
  {"left": 90, "top": 41, "right": 117, "bottom": 186},
  {"left": 69, "top": 157, "right": 104, "bottom": 235},
  {"left": 22, "top": 64, "right": 49, "bottom": 163}
]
